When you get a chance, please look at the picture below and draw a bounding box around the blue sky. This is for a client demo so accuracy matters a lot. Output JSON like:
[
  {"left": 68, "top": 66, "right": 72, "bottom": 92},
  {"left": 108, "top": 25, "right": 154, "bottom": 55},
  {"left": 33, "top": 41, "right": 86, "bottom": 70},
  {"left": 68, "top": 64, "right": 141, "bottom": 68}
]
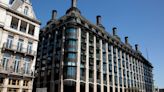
[{"left": 31, "top": 0, "right": 164, "bottom": 88}]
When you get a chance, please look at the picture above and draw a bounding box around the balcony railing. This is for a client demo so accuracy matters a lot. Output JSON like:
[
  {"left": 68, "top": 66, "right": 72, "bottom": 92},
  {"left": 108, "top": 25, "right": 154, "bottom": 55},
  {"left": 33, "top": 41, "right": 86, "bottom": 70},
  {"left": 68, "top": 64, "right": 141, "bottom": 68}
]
[
  {"left": 0, "top": 66, "right": 34, "bottom": 77},
  {"left": 3, "top": 43, "right": 36, "bottom": 56}
]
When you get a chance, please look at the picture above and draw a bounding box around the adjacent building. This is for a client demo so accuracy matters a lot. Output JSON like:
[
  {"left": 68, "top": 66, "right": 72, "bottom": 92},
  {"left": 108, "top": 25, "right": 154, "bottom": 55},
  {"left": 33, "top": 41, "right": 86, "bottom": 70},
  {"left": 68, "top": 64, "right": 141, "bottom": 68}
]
[
  {"left": 0, "top": 0, "right": 40, "bottom": 92},
  {"left": 34, "top": 0, "right": 153, "bottom": 92}
]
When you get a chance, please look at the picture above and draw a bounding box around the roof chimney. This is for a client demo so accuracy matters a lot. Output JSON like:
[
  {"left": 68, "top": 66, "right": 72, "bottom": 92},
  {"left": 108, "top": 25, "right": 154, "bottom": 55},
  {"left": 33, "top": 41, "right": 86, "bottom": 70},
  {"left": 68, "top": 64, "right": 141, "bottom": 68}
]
[
  {"left": 135, "top": 44, "right": 139, "bottom": 51},
  {"left": 96, "top": 15, "right": 102, "bottom": 25},
  {"left": 125, "top": 36, "right": 128, "bottom": 44},
  {"left": 112, "top": 27, "right": 117, "bottom": 36},
  {"left": 72, "top": 0, "right": 77, "bottom": 7},
  {"left": 52, "top": 10, "right": 57, "bottom": 20}
]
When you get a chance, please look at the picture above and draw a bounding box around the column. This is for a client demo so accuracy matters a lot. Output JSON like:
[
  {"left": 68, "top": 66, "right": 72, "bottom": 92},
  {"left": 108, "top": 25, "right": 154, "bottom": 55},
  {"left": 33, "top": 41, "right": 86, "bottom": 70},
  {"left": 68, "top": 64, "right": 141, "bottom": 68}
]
[
  {"left": 50, "top": 31, "right": 57, "bottom": 92},
  {"left": 85, "top": 32, "right": 89, "bottom": 92},
  {"left": 2, "top": 78, "right": 9, "bottom": 92},
  {"left": 76, "top": 28, "right": 81, "bottom": 92},
  {"left": 121, "top": 51, "right": 124, "bottom": 92},
  {"left": 30, "top": 79, "right": 34, "bottom": 92},
  {"left": 130, "top": 56, "right": 133, "bottom": 92},
  {"left": 111, "top": 45, "right": 115, "bottom": 92},
  {"left": 100, "top": 40, "right": 103, "bottom": 92},
  {"left": 19, "top": 79, "right": 23, "bottom": 92},
  {"left": 93, "top": 36, "right": 97, "bottom": 92},
  {"left": 125, "top": 54, "right": 128, "bottom": 92},
  {"left": 26, "top": 23, "right": 29, "bottom": 34},
  {"left": 17, "top": 19, "right": 21, "bottom": 31},
  {"left": 59, "top": 27, "right": 65, "bottom": 92},
  {"left": 116, "top": 48, "right": 120, "bottom": 92},
  {"left": 106, "top": 43, "right": 110, "bottom": 92}
]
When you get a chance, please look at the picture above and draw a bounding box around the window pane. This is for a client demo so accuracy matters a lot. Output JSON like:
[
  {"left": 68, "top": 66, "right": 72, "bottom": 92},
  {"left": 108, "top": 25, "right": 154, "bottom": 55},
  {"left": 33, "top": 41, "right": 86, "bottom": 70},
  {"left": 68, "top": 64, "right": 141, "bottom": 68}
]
[{"left": 68, "top": 53, "right": 76, "bottom": 59}]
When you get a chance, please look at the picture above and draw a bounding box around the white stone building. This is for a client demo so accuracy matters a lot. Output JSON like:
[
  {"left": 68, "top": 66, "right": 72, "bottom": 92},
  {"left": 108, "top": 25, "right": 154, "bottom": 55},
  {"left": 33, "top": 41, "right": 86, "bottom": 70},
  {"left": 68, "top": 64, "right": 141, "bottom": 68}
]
[{"left": 0, "top": 0, "right": 40, "bottom": 92}]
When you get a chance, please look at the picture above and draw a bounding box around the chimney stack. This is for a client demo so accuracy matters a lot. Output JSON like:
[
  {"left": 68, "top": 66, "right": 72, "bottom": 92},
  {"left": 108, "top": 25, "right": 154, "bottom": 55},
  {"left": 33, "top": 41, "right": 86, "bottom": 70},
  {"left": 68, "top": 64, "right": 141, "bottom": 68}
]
[
  {"left": 96, "top": 15, "right": 102, "bottom": 25},
  {"left": 52, "top": 10, "right": 57, "bottom": 20},
  {"left": 135, "top": 44, "right": 139, "bottom": 51},
  {"left": 125, "top": 36, "right": 128, "bottom": 44},
  {"left": 72, "top": 0, "right": 77, "bottom": 7},
  {"left": 112, "top": 27, "right": 117, "bottom": 36}
]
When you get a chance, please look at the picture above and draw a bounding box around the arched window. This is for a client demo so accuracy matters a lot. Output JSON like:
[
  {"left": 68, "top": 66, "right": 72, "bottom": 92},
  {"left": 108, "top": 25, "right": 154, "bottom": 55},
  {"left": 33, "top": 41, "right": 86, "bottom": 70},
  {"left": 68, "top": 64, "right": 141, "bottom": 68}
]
[{"left": 24, "top": 6, "right": 29, "bottom": 15}]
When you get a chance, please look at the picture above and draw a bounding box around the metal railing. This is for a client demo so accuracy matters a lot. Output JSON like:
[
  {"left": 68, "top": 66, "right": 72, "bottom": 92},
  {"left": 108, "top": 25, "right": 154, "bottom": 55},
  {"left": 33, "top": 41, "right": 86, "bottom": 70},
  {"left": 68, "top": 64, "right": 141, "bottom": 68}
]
[
  {"left": 0, "top": 66, "right": 34, "bottom": 77},
  {"left": 3, "top": 43, "right": 36, "bottom": 56}
]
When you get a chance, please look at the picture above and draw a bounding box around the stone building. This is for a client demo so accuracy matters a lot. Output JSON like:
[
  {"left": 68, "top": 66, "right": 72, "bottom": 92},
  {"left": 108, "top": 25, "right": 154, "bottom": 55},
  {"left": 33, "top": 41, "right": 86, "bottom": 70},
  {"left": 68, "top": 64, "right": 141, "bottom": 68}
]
[
  {"left": 34, "top": 0, "right": 153, "bottom": 92},
  {"left": 0, "top": 0, "right": 40, "bottom": 92}
]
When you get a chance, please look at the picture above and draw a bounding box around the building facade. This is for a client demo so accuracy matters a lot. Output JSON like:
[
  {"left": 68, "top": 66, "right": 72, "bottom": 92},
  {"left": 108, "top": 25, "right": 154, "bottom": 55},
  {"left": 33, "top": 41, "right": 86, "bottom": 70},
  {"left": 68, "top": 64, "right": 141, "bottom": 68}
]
[
  {"left": 34, "top": 0, "right": 153, "bottom": 92},
  {"left": 0, "top": 0, "right": 40, "bottom": 92}
]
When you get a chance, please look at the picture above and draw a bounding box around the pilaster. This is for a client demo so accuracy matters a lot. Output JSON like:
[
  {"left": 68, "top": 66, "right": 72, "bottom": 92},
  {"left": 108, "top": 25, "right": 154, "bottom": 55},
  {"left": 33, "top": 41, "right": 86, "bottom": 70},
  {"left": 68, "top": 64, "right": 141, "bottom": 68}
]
[
  {"left": 93, "top": 36, "right": 97, "bottom": 92},
  {"left": 85, "top": 32, "right": 89, "bottom": 92},
  {"left": 99, "top": 40, "right": 103, "bottom": 92},
  {"left": 2, "top": 78, "right": 9, "bottom": 92},
  {"left": 76, "top": 28, "right": 81, "bottom": 92}
]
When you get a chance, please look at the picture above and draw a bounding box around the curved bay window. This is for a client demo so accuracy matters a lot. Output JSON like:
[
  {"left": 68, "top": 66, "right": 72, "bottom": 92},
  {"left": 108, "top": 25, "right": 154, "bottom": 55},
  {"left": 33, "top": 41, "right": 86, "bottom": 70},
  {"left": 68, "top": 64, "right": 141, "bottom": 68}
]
[
  {"left": 65, "top": 28, "right": 77, "bottom": 39},
  {"left": 64, "top": 81, "right": 76, "bottom": 92},
  {"left": 66, "top": 39, "right": 77, "bottom": 52},
  {"left": 64, "top": 27, "right": 77, "bottom": 80},
  {"left": 64, "top": 53, "right": 77, "bottom": 79}
]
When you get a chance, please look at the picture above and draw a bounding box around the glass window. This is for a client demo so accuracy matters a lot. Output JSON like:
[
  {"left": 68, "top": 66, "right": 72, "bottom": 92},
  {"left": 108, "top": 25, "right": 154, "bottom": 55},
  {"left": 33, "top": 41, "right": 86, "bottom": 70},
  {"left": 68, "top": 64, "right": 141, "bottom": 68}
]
[
  {"left": 114, "top": 66, "right": 117, "bottom": 73},
  {"left": 115, "top": 76, "right": 118, "bottom": 85},
  {"left": 2, "top": 53, "right": 11, "bottom": 70},
  {"left": 67, "top": 40, "right": 76, "bottom": 51},
  {"left": 28, "top": 24, "right": 35, "bottom": 35},
  {"left": 66, "top": 28, "right": 77, "bottom": 39},
  {"left": 27, "top": 42, "right": 32, "bottom": 54},
  {"left": 14, "top": 55, "right": 21, "bottom": 73},
  {"left": 6, "top": 35, "right": 13, "bottom": 49},
  {"left": 17, "top": 39, "right": 24, "bottom": 52},
  {"left": 24, "top": 6, "right": 29, "bottom": 15},
  {"left": 24, "top": 57, "right": 31, "bottom": 74},
  {"left": 67, "top": 28, "right": 76, "bottom": 33},
  {"left": 119, "top": 77, "right": 122, "bottom": 85},
  {"left": 67, "top": 53, "right": 76, "bottom": 59},
  {"left": 109, "top": 64, "right": 112, "bottom": 72},
  {"left": 68, "top": 40, "right": 76, "bottom": 45},
  {"left": 65, "top": 67, "right": 76, "bottom": 79},
  {"left": 20, "top": 21, "right": 27, "bottom": 32},
  {"left": 66, "top": 61, "right": 76, "bottom": 66},
  {"left": 10, "top": 17, "right": 19, "bottom": 30},
  {"left": 109, "top": 75, "right": 113, "bottom": 83}
]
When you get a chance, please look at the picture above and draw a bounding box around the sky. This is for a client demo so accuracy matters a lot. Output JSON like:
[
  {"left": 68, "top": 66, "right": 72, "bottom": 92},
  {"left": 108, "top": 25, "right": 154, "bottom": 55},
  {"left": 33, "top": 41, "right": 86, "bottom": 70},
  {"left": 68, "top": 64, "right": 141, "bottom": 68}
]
[{"left": 31, "top": 0, "right": 164, "bottom": 88}]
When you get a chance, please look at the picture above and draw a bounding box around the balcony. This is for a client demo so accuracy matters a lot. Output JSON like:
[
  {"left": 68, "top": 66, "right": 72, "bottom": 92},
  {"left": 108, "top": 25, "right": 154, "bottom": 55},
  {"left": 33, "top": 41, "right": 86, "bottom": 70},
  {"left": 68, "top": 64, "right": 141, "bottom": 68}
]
[
  {"left": 0, "top": 66, "right": 34, "bottom": 77},
  {"left": 3, "top": 43, "right": 36, "bottom": 57}
]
